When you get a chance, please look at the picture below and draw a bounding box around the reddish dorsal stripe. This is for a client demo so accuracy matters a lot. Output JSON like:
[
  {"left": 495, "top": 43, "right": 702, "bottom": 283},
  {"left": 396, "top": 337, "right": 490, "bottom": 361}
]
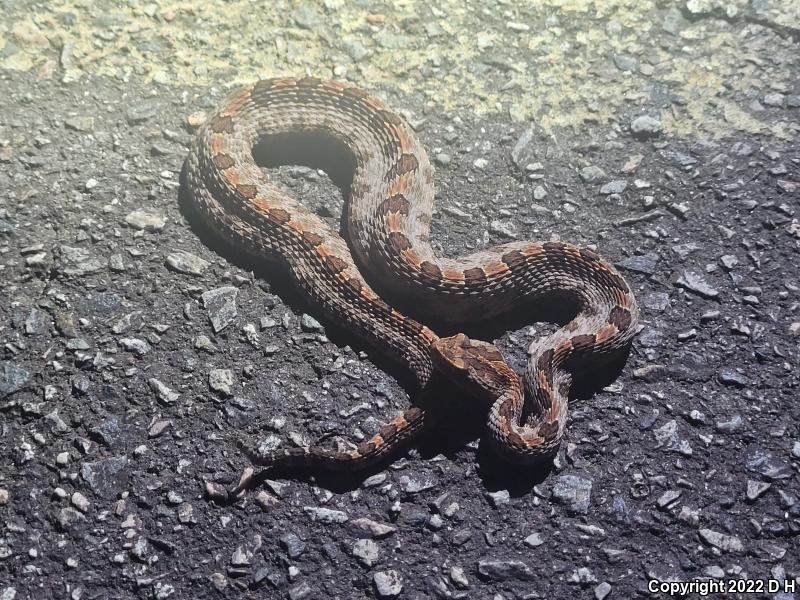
[
  {"left": 483, "top": 262, "right": 510, "bottom": 277},
  {"left": 554, "top": 339, "right": 573, "bottom": 358},
  {"left": 187, "top": 78, "right": 640, "bottom": 471},
  {"left": 521, "top": 244, "right": 546, "bottom": 258},
  {"left": 319, "top": 79, "right": 347, "bottom": 93},
  {"left": 371, "top": 297, "right": 392, "bottom": 313},
  {"left": 401, "top": 248, "right": 422, "bottom": 268},
  {"left": 507, "top": 426, "right": 531, "bottom": 449},
  {"left": 270, "top": 78, "right": 298, "bottom": 90},
  {"left": 442, "top": 269, "right": 465, "bottom": 282}
]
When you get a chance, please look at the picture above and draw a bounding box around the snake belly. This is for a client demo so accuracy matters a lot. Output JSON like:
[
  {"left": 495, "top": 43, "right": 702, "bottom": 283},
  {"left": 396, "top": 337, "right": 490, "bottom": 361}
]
[{"left": 184, "top": 76, "right": 640, "bottom": 469}]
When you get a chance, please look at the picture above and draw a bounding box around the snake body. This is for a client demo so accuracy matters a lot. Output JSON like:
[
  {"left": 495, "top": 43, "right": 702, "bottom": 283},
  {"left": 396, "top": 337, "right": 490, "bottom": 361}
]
[{"left": 185, "top": 76, "right": 639, "bottom": 470}]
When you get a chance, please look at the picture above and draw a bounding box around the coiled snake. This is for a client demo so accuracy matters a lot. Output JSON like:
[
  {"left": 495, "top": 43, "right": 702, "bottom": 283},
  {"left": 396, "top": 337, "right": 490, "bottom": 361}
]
[{"left": 184, "top": 77, "right": 639, "bottom": 474}]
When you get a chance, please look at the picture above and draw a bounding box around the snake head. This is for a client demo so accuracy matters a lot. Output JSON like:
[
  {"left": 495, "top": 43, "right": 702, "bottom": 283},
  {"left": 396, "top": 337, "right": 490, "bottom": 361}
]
[{"left": 431, "top": 333, "right": 517, "bottom": 402}]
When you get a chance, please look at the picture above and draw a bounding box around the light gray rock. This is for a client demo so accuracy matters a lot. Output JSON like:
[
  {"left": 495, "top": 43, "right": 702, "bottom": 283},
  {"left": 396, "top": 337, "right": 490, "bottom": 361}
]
[
  {"left": 300, "top": 314, "right": 324, "bottom": 332},
  {"left": 524, "top": 532, "right": 544, "bottom": 547},
  {"left": 119, "top": 337, "right": 151, "bottom": 356},
  {"left": 630, "top": 115, "right": 662, "bottom": 137},
  {"left": 617, "top": 253, "right": 658, "bottom": 275},
  {"left": 600, "top": 180, "right": 627, "bottom": 195},
  {"left": 580, "top": 165, "right": 606, "bottom": 183},
  {"left": 148, "top": 378, "right": 179, "bottom": 404},
  {"left": 303, "top": 506, "right": 348, "bottom": 524},
  {"left": 373, "top": 570, "right": 403, "bottom": 598},
  {"left": 352, "top": 539, "right": 380, "bottom": 567},
  {"left": 552, "top": 475, "right": 592, "bottom": 514},
  {"left": 745, "top": 450, "right": 792, "bottom": 480},
  {"left": 124, "top": 209, "right": 166, "bottom": 231},
  {"left": 208, "top": 369, "right": 234, "bottom": 396},
  {"left": 80, "top": 456, "right": 128, "bottom": 498},
  {"left": 595, "top": 581, "right": 612, "bottom": 600},
  {"left": 280, "top": 532, "right": 306, "bottom": 558},
  {"left": 350, "top": 518, "right": 396, "bottom": 539},
  {"left": 0, "top": 362, "right": 30, "bottom": 398},
  {"left": 24, "top": 308, "right": 50, "bottom": 335},
  {"left": 746, "top": 480, "right": 770, "bottom": 501},
  {"left": 202, "top": 286, "right": 238, "bottom": 332},
  {"left": 57, "top": 246, "right": 104, "bottom": 276},
  {"left": 699, "top": 528, "right": 743, "bottom": 552},
  {"left": 477, "top": 559, "right": 535, "bottom": 581},
  {"left": 676, "top": 271, "right": 719, "bottom": 299},
  {"left": 166, "top": 251, "right": 210, "bottom": 276},
  {"left": 487, "top": 490, "right": 510, "bottom": 507}
]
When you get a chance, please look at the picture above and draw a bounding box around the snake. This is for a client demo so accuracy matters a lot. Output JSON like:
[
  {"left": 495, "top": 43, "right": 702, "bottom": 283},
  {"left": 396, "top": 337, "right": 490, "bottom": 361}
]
[{"left": 184, "top": 76, "right": 639, "bottom": 473}]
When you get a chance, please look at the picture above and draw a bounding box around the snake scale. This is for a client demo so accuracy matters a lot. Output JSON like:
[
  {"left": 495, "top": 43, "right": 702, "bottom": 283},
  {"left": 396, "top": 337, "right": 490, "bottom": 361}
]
[{"left": 185, "top": 76, "right": 639, "bottom": 472}]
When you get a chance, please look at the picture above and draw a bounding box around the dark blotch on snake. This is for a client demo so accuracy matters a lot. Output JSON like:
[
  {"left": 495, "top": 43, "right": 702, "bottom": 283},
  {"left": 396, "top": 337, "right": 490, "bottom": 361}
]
[
  {"left": 380, "top": 110, "right": 404, "bottom": 127},
  {"left": 608, "top": 272, "right": 630, "bottom": 294},
  {"left": 388, "top": 231, "right": 412, "bottom": 252},
  {"left": 343, "top": 86, "right": 370, "bottom": 100},
  {"left": 357, "top": 441, "right": 377, "bottom": 455},
  {"left": 302, "top": 230, "right": 325, "bottom": 246},
  {"left": 380, "top": 194, "right": 411, "bottom": 216},
  {"left": 297, "top": 76, "right": 322, "bottom": 88},
  {"left": 420, "top": 261, "right": 442, "bottom": 281},
  {"left": 209, "top": 115, "right": 234, "bottom": 134},
  {"left": 502, "top": 250, "right": 526, "bottom": 270},
  {"left": 463, "top": 267, "right": 487, "bottom": 283},
  {"left": 543, "top": 240, "right": 566, "bottom": 253},
  {"left": 571, "top": 333, "right": 596, "bottom": 349},
  {"left": 268, "top": 208, "right": 291, "bottom": 224},
  {"left": 236, "top": 184, "right": 258, "bottom": 199},
  {"left": 344, "top": 277, "right": 363, "bottom": 294},
  {"left": 252, "top": 79, "right": 275, "bottom": 96},
  {"left": 212, "top": 153, "right": 235, "bottom": 170},
  {"left": 325, "top": 255, "right": 348, "bottom": 273},
  {"left": 379, "top": 423, "right": 399, "bottom": 438},
  {"left": 608, "top": 306, "right": 632, "bottom": 330},
  {"left": 386, "top": 153, "right": 419, "bottom": 181},
  {"left": 579, "top": 247, "right": 600, "bottom": 262},
  {"left": 539, "top": 420, "right": 559, "bottom": 439},
  {"left": 404, "top": 319, "right": 424, "bottom": 335},
  {"left": 537, "top": 348, "right": 554, "bottom": 374}
]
